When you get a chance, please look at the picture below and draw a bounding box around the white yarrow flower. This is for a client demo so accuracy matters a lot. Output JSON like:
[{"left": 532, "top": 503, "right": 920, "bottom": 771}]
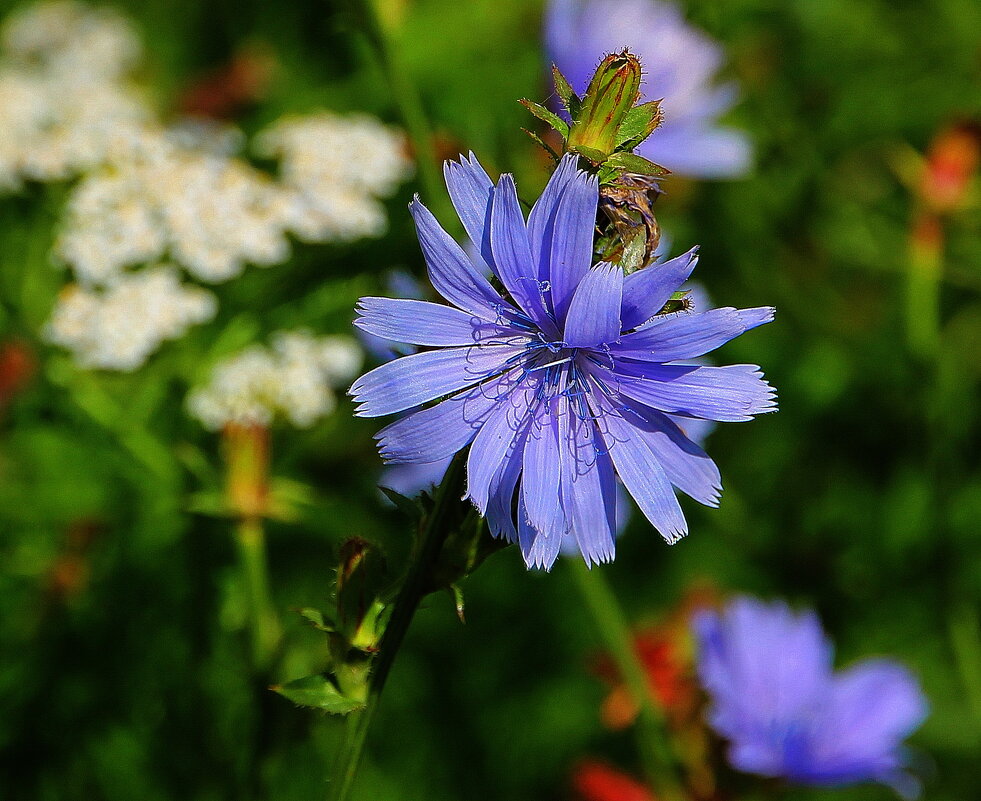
[
  {"left": 256, "top": 112, "right": 413, "bottom": 243},
  {"left": 45, "top": 266, "right": 218, "bottom": 371},
  {"left": 187, "top": 332, "right": 363, "bottom": 430}
]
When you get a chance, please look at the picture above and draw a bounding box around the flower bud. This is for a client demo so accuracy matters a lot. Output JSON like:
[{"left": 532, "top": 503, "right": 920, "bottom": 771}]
[
  {"left": 336, "top": 537, "right": 387, "bottom": 649},
  {"left": 568, "top": 50, "right": 643, "bottom": 158}
]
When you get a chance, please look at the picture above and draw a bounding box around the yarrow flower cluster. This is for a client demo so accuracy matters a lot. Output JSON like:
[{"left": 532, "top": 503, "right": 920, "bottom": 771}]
[
  {"left": 44, "top": 266, "right": 217, "bottom": 371},
  {"left": 187, "top": 332, "right": 363, "bottom": 431},
  {"left": 353, "top": 153, "right": 774, "bottom": 569},
  {"left": 56, "top": 129, "right": 295, "bottom": 285},
  {"left": 0, "top": 1, "right": 148, "bottom": 190},
  {"left": 7, "top": 1, "right": 411, "bottom": 371},
  {"left": 255, "top": 112, "right": 413, "bottom": 243},
  {"left": 545, "top": 0, "right": 752, "bottom": 178},
  {"left": 693, "top": 596, "right": 929, "bottom": 798}
]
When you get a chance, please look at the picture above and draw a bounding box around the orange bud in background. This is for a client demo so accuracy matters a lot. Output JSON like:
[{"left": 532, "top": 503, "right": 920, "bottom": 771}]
[{"left": 222, "top": 422, "right": 270, "bottom": 521}]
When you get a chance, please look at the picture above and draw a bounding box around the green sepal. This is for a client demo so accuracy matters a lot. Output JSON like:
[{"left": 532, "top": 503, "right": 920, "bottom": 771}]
[
  {"left": 448, "top": 584, "right": 466, "bottom": 623},
  {"left": 272, "top": 674, "right": 364, "bottom": 715},
  {"left": 570, "top": 144, "right": 609, "bottom": 164},
  {"left": 618, "top": 229, "right": 648, "bottom": 274},
  {"left": 605, "top": 151, "right": 670, "bottom": 177},
  {"left": 615, "top": 101, "right": 663, "bottom": 149},
  {"left": 337, "top": 538, "right": 389, "bottom": 649},
  {"left": 551, "top": 64, "right": 581, "bottom": 119},
  {"left": 659, "top": 290, "right": 692, "bottom": 315},
  {"left": 297, "top": 607, "right": 335, "bottom": 632},
  {"left": 519, "top": 99, "right": 570, "bottom": 139}
]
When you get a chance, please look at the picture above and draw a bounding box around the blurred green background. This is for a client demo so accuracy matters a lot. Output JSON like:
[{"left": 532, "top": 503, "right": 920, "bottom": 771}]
[{"left": 1, "top": 0, "right": 980, "bottom": 799}]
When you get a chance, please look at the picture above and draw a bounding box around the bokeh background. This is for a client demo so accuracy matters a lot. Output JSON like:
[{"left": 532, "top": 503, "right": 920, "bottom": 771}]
[{"left": 1, "top": 0, "right": 980, "bottom": 799}]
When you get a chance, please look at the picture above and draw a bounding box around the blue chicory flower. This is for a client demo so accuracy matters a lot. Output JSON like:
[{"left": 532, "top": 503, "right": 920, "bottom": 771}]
[
  {"left": 693, "top": 596, "right": 929, "bottom": 798},
  {"left": 545, "top": 0, "right": 752, "bottom": 179},
  {"left": 352, "top": 152, "right": 774, "bottom": 569}
]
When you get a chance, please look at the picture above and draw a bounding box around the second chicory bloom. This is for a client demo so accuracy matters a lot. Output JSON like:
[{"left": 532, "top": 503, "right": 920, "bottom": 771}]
[
  {"left": 352, "top": 153, "right": 774, "bottom": 570},
  {"left": 693, "top": 597, "right": 929, "bottom": 798},
  {"left": 545, "top": 0, "right": 751, "bottom": 179}
]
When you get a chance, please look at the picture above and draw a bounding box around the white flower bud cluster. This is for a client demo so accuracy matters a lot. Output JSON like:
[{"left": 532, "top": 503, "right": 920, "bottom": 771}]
[
  {"left": 255, "top": 112, "right": 413, "bottom": 243},
  {"left": 45, "top": 266, "right": 218, "bottom": 371},
  {"left": 187, "top": 331, "right": 363, "bottom": 430},
  {"left": 0, "top": 1, "right": 149, "bottom": 189}
]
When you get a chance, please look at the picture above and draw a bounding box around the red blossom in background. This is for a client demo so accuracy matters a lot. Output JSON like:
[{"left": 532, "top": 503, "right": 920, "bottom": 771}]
[
  {"left": 918, "top": 122, "right": 981, "bottom": 214},
  {"left": 594, "top": 588, "right": 716, "bottom": 729},
  {"left": 572, "top": 760, "right": 656, "bottom": 801},
  {"left": 177, "top": 44, "right": 276, "bottom": 120},
  {"left": 0, "top": 340, "right": 35, "bottom": 415}
]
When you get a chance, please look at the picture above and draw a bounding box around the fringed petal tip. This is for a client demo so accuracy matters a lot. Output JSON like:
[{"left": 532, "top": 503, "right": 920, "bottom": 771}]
[
  {"left": 522, "top": 543, "right": 562, "bottom": 571},
  {"left": 739, "top": 306, "right": 776, "bottom": 330},
  {"left": 661, "top": 525, "right": 689, "bottom": 545},
  {"left": 579, "top": 547, "right": 615, "bottom": 569}
]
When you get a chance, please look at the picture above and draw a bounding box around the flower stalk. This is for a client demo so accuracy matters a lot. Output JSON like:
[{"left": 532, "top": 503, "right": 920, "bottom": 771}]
[
  {"left": 235, "top": 516, "right": 282, "bottom": 672},
  {"left": 328, "top": 452, "right": 467, "bottom": 801},
  {"left": 224, "top": 423, "right": 282, "bottom": 671},
  {"left": 568, "top": 560, "right": 686, "bottom": 801}
]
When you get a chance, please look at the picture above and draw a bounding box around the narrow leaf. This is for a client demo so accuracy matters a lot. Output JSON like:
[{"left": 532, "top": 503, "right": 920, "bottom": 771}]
[
  {"left": 519, "top": 99, "right": 570, "bottom": 138},
  {"left": 522, "top": 128, "right": 561, "bottom": 163},
  {"left": 379, "top": 486, "right": 423, "bottom": 520},
  {"left": 551, "top": 64, "right": 581, "bottom": 118},
  {"left": 273, "top": 675, "right": 364, "bottom": 714},
  {"left": 449, "top": 584, "right": 466, "bottom": 623}
]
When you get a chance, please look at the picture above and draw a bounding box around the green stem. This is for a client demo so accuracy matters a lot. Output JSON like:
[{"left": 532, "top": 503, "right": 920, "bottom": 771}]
[
  {"left": 567, "top": 560, "right": 686, "bottom": 801},
  {"left": 235, "top": 516, "right": 283, "bottom": 672},
  {"left": 344, "top": 0, "right": 452, "bottom": 226},
  {"left": 905, "top": 213, "right": 943, "bottom": 357},
  {"left": 948, "top": 601, "right": 981, "bottom": 735},
  {"left": 328, "top": 453, "right": 466, "bottom": 801}
]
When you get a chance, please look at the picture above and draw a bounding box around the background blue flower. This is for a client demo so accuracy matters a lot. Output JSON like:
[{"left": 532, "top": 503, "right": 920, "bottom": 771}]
[{"left": 693, "top": 596, "right": 930, "bottom": 798}]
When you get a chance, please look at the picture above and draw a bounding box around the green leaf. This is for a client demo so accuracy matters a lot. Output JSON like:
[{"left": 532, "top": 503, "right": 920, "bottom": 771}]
[
  {"left": 273, "top": 675, "right": 364, "bottom": 714},
  {"left": 186, "top": 490, "right": 231, "bottom": 518},
  {"left": 615, "top": 100, "right": 663, "bottom": 149},
  {"left": 267, "top": 477, "right": 316, "bottom": 522},
  {"left": 519, "top": 99, "right": 570, "bottom": 139},
  {"left": 604, "top": 151, "right": 670, "bottom": 177}
]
